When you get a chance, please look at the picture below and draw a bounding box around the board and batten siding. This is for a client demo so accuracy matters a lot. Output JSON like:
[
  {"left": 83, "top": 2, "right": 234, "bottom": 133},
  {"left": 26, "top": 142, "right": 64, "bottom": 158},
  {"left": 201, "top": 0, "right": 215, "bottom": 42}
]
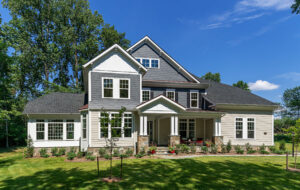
[
  {"left": 89, "top": 110, "right": 138, "bottom": 148},
  {"left": 220, "top": 110, "right": 273, "bottom": 146}
]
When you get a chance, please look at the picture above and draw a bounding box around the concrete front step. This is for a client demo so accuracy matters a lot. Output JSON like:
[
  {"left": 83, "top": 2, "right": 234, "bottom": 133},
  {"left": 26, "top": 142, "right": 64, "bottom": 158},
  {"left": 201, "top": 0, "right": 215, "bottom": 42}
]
[{"left": 155, "top": 147, "right": 170, "bottom": 155}]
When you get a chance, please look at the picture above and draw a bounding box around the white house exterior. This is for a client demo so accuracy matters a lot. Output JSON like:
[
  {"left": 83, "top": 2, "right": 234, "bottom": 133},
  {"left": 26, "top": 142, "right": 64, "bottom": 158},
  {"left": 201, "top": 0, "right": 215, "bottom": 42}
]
[{"left": 23, "top": 36, "right": 278, "bottom": 153}]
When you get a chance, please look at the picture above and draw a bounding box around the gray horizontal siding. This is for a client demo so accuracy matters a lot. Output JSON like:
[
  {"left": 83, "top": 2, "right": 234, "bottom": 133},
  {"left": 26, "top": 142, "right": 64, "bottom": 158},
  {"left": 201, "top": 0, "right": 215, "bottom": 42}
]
[
  {"left": 90, "top": 72, "right": 140, "bottom": 110},
  {"left": 131, "top": 44, "right": 189, "bottom": 82}
]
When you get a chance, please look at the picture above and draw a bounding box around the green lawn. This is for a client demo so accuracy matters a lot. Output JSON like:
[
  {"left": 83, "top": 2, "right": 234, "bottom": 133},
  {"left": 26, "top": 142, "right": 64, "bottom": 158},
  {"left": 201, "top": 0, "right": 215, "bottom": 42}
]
[{"left": 1, "top": 148, "right": 300, "bottom": 190}]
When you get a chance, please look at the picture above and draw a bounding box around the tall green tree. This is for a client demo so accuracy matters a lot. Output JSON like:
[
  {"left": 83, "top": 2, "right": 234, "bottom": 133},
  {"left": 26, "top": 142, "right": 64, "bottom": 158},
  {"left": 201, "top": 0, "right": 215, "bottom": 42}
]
[
  {"left": 100, "top": 24, "right": 130, "bottom": 50},
  {"left": 233, "top": 80, "right": 250, "bottom": 91},
  {"left": 292, "top": 0, "right": 300, "bottom": 13},
  {"left": 283, "top": 86, "right": 300, "bottom": 119},
  {"left": 201, "top": 72, "right": 221, "bottom": 82}
]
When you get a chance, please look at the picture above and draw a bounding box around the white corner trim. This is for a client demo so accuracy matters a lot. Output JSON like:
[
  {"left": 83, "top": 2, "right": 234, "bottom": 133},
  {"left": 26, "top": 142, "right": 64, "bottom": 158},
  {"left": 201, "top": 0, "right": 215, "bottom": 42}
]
[
  {"left": 127, "top": 36, "right": 200, "bottom": 83},
  {"left": 136, "top": 95, "right": 186, "bottom": 111},
  {"left": 83, "top": 44, "right": 147, "bottom": 72}
]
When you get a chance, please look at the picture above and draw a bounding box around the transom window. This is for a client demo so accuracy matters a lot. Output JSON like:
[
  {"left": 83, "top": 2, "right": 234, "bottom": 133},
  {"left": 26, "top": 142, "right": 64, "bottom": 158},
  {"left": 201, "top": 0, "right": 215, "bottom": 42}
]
[
  {"left": 82, "top": 114, "right": 87, "bottom": 139},
  {"left": 142, "top": 90, "right": 150, "bottom": 102},
  {"left": 100, "top": 112, "right": 133, "bottom": 138},
  {"left": 103, "top": 79, "right": 113, "bottom": 98},
  {"left": 120, "top": 80, "right": 129, "bottom": 98},
  {"left": 48, "top": 120, "right": 63, "bottom": 140},
  {"left": 36, "top": 120, "right": 45, "bottom": 140},
  {"left": 66, "top": 120, "right": 74, "bottom": 140},
  {"left": 179, "top": 119, "right": 195, "bottom": 140},
  {"left": 190, "top": 92, "right": 198, "bottom": 108},
  {"left": 166, "top": 91, "right": 175, "bottom": 101},
  {"left": 236, "top": 118, "right": 243, "bottom": 139},
  {"left": 247, "top": 118, "right": 255, "bottom": 139},
  {"left": 136, "top": 58, "right": 160, "bottom": 68}
]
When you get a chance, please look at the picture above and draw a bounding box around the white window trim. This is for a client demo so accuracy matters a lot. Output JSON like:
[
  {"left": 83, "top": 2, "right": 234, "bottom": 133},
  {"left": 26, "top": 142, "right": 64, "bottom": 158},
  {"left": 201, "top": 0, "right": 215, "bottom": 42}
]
[
  {"left": 135, "top": 57, "right": 160, "bottom": 69},
  {"left": 102, "top": 77, "right": 131, "bottom": 99},
  {"left": 234, "top": 117, "right": 256, "bottom": 140},
  {"left": 166, "top": 89, "right": 175, "bottom": 101},
  {"left": 190, "top": 91, "right": 199, "bottom": 108},
  {"left": 179, "top": 118, "right": 196, "bottom": 140},
  {"left": 82, "top": 114, "right": 87, "bottom": 139},
  {"left": 142, "top": 90, "right": 151, "bottom": 102},
  {"left": 99, "top": 112, "right": 134, "bottom": 139}
]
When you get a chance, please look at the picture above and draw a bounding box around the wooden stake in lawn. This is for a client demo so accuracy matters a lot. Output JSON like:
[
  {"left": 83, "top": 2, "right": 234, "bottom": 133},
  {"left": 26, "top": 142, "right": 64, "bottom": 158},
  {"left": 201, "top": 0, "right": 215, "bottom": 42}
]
[
  {"left": 286, "top": 152, "right": 289, "bottom": 171},
  {"left": 120, "top": 156, "right": 123, "bottom": 179},
  {"left": 97, "top": 156, "right": 100, "bottom": 177},
  {"left": 100, "top": 107, "right": 126, "bottom": 180}
]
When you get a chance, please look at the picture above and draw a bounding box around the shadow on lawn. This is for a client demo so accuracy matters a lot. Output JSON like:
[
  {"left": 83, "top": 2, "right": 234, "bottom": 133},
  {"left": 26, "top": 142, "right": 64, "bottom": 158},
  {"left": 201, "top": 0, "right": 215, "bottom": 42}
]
[{"left": 1, "top": 158, "right": 300, "bottom": 190}]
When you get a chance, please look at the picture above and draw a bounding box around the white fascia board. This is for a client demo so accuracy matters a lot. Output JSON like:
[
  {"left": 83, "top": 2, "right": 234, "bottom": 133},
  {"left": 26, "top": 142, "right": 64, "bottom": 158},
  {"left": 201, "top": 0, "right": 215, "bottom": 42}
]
[
  {"left": 127, "top": 36, "right": 200, "bottom": 83},
  {"left": 136, "top": 95, "right": 186, "bottom": 111},
  {"left": 83, "top": 44, "right": 147, "bottom": 72}
]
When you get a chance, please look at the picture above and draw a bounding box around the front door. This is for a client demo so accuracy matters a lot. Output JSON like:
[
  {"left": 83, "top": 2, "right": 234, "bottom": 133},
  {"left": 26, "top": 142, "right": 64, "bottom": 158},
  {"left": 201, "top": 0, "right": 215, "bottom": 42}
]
[
  {"left": 158, "top": 118, "right": 170, "bottom": 146},
  {"left": 147, "top": 121, "right": 154, "bottom": 145}
]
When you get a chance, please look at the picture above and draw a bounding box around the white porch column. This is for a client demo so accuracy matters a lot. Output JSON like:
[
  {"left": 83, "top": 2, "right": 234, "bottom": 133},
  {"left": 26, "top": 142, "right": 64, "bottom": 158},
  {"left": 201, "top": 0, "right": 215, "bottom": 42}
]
[
  {"left": 214, "top": 118, "right": 221, "bottom": 136},
  {"left": 174, "top": 116, "right": 178, "bottom": 135},
  {"left": 139, "top": 116, "right": 144, "bottom": 135},
  {"left": 143, "top": 116, "right": 148, "bottom": 135},
  {"left": 170, "top": 116, "right": 175, "bottom": 135}
]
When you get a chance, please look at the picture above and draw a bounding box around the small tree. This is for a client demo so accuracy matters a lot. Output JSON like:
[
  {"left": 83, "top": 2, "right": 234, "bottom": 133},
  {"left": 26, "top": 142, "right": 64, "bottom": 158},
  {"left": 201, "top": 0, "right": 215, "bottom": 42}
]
[
  {"left": 233, "top": 80, "right": 250, "bottom": 91},
  {"left": 201, "top": 72, "right": 221, "bottom": 82},
  {"left": 99, "top": 107, "right": 126, "bottom": 179},
  {"left": 285, "top": 119, "right": 300, "bottom": 168}
]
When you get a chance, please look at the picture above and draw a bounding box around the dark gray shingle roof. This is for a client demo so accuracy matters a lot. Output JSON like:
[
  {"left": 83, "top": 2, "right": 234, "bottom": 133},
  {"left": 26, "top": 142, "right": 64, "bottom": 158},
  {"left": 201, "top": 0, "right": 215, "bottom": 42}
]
[
  {"left": 195, "top": 77, "right": 277, "bottom": 106},
  {"left": 23, "top": 92, "right": 85, "bottom": 114}
]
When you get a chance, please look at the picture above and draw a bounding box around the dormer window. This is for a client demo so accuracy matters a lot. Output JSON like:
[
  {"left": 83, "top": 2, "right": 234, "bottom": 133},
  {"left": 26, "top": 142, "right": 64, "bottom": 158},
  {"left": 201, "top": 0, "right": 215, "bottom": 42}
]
[{"left": 136, "top": 57, "right": 160, "bottom": 68}]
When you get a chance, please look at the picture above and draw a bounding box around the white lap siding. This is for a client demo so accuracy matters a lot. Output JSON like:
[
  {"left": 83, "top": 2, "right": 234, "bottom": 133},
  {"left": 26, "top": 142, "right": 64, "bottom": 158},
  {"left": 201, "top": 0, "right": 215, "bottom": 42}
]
[
  {"left": 27, "top": 114, "right": 81, "bottom": 148},
  {"left": 221, "top": 110, "right": 273, "bottom": 146},
  {"left": 89, "top": 110, "right": 137, "bottom": 147}
]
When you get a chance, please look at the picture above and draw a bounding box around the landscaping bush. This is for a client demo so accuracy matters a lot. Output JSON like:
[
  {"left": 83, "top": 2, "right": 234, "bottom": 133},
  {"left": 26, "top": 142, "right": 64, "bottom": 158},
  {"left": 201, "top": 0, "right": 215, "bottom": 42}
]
[
  {"left": 67, "top": 148, "right": 76, "bottom": 160},
  {"left": 51, "top": 147, "right": 58, "bottom": 156},
  {"left": 181, "top": 144, "right": 190, "bottom": 153},
  {"left": 234, "top": 145, "right": 244, "bottom": 154},
  {"left": 24, "top": 136, "right": 34, "bottom": 158},
  {"left": 119, "top": 154, "right": 128, "bottom": 158},
  {"left": 104, "top": 154, "right": 112, "bottom": 160},
  {"left": 279, "top": 140, "right": 286, "bottom": 151},
  {"left": 85, "top": 152, "right": 96, "bottom": 160},
  {"left": 221, "top": 143, "right": 226, "bottom": 154},
  {"left": 202, "top": 146, "right": 208, "bottom": 154},
  {"left": 190, "top": 145, "right": 196, "bottom": 154},
  {"left": 210, "top": 144, "right": 217, "bottom": 154},
  {"left": 39, "top": 148, "right": 49, "bottom": 158},
  {"left": 77, "top": 151, "right": 84, "bottom": 158},
  {"left": 113, "top": 149, "right": 120, "bottom": 157},
  {"left": 98, "top": 148, "right": 106, "bottom": 158},
  {"left": 245, "top": 143, "right": 252, "bottom": 152},
  {"left": 226, "top": 140, "right": 232, "bottom": 153},
  {"left": 139, "top": 147, "right": 146, "bottom": 156},
  {"left": 58, "top": 148, "right": 66, "bottom": 156},
  {"left": 247, "top": 150, "right": 256, "bottom": 154},
  {"left": 135, "top": 153, "right": 144, "bottom": 158},
  {"left": 125, "top": 149, "right": 133, "bottom": 157},
  {"left": 269, "top": 146, "right": 276, "bottom": 153},
  {"left": 259, "top": 144, "right": 269, "bottom": 154}
]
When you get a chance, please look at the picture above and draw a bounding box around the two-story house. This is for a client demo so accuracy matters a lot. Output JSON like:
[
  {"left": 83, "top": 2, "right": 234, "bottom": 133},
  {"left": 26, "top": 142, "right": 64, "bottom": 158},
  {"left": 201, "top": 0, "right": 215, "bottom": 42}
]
[{"left": 23, "top": 36, "right": 278, "bottom": 154}]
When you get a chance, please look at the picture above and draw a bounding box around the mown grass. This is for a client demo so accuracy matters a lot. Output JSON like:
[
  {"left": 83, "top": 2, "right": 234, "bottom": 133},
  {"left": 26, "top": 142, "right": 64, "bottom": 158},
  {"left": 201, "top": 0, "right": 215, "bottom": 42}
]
[{"left": 1, "top": 148, "right": 300, "bottom": 190}]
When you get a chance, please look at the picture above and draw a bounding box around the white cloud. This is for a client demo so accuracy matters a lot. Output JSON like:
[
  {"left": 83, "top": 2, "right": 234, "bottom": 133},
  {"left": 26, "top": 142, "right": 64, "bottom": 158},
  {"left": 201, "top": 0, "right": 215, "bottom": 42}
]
[
  {"left": 237, "top": 0, "right": 293, "bottom": 11},
  {"left": 276, "top": 72, "right": 300, "bottom": 81},
  {"left": 249, "top": 80, "right": 279, "bottom": 91}
]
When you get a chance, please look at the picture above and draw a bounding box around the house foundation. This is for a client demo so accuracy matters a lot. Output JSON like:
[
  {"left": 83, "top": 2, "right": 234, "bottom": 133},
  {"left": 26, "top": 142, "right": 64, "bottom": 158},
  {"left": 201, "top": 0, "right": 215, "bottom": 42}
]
[
  {"left": 138, "top": 135, "right": 149, "bottom": 152},
  {"left": 169, "top": 135, "right": 180, "bottom": 146}
]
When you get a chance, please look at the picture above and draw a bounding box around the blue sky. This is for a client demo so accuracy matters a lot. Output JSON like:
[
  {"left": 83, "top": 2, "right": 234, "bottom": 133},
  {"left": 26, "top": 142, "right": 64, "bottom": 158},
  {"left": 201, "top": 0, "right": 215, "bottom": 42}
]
[{"left": 1, "top": 0, "right": 299, "bottom": 103}]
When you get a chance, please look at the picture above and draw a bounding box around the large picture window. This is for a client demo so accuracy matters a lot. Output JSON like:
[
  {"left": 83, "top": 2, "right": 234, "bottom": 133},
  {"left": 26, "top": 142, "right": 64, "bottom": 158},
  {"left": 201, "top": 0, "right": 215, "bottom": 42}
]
[
  {"left": 179, "top": 119, "right": 195, "bottom": 140},
  {"left": 190, "top": 92, "right": 198, "bottom": 108},
  {"left": 100, "top": 112, "right": 133, "bottom": 138},
  {"left": 36, "top": 120, "right": 45, "bottom": 140},
  {"left": 236, "top": 118, "right": 243, "bottom": 139},
  {"left": 120, "top": 79, "right": 129, "bottom": 98},
  {"left": 48, "top": 120, "right": 63, "bottom": 140},
  {"left": 247, "top": 118, "right": 255, "bottom": 139},
  {"left": 103, "top": 79, "right": 113, "bottom": 98},
  {"left": 66, "top": 120, "right": 74, "bottom": 140}
]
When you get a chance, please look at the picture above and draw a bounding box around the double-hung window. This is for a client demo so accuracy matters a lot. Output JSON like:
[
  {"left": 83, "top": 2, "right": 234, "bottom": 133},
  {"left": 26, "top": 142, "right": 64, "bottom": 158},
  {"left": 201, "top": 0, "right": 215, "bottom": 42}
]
[
  {"left": 166, "top": 90, "right": 175, "bottom": 101},
  {"left": 103, "top": 79, "right": 113, "bottom": 98},
  {"left": 48, "top": 120, "right": 63, "bottom": 140},
  {"left": 120, "top": 80, "right": 129, "bottom": 98},
  {"left": 100, "top": 112, "right": 133, "bottom": 138},
  {"left": 190, "top": 92, "right": 198, "bottom": 108},
  {"left": 179, "top": 119, "right": 195, "bottom": 140},
  {"left": 151, "top": 59, "right": 159, "bottom": 68},
  {"left": 142, "top": 59, "right": 150, "bottom": 68},
  {"left": 66, "top": 120, "right": 74, "bottom": 140},
  {"left": 247, "top": 118, "right": 255, "bottom": 139},
  {"left": 142, "top": 90, "right": 150, "bottom": 102},
  {"left": 136, "top": 58, "right": 160, "bottom": 68},
  {"left": 235, "top": 118, "right": 243, "bottom": 139},
  {"left": 36, "top": 120, "right": 45, "bottom": 140},
  {"left": 82, "top": 114, "right": 87, "bottom": 139}
]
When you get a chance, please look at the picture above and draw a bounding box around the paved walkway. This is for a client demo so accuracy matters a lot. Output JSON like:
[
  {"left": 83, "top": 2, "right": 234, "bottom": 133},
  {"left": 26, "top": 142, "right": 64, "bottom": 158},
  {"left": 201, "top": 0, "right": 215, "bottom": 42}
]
[{"left": 158, "top": 154, "right": 300, "bottom": 159}]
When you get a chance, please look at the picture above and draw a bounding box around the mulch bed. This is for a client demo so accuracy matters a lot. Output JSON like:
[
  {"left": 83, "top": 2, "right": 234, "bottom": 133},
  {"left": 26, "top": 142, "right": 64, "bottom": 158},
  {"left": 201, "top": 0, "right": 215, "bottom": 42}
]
[
  {"left": 288, "top": 168, "right": 300, "bottom": 173},
  {"left": 102, "top": 177, "right": 122, "bottom": 183}
]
